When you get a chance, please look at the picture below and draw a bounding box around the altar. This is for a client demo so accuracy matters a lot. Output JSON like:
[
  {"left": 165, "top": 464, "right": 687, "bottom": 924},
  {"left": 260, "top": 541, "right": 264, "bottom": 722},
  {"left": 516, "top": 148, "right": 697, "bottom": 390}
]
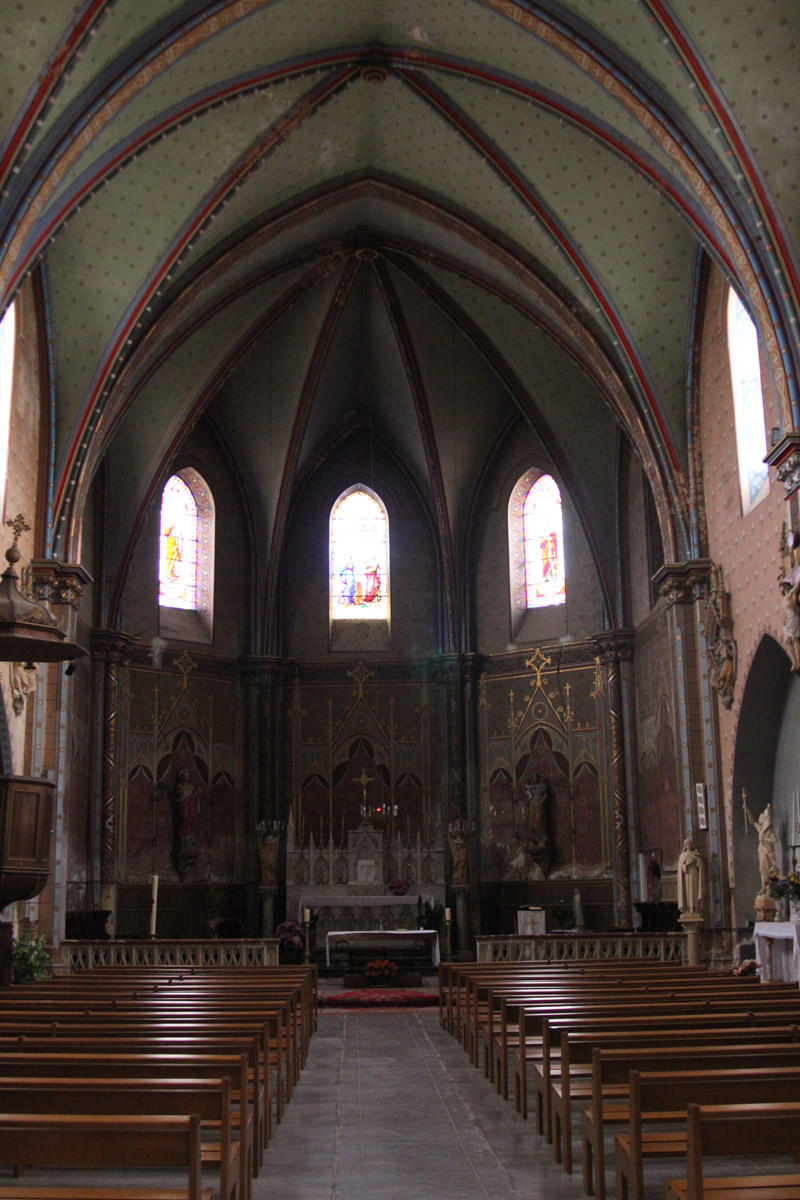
[
  {"left": 325, "top": 928, "right": 440, "bottom": 969},
  {"left": 753, "top": 921, "right": 800, "bottom": 982},
  {"left": 284, "top": 815, "right": 445, "bottom": 939}
]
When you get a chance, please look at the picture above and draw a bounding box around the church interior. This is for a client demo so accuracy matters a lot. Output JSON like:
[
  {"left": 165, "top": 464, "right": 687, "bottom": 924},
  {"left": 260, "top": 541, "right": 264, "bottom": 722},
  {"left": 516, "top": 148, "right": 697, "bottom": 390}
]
[{"left": 1, "top": 0, "right": 799, "bottom": 974}]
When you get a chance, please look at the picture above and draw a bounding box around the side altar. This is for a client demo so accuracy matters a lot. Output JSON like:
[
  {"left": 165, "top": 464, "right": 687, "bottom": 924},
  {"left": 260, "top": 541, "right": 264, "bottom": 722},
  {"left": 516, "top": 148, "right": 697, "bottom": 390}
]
[{"left": 284, "top": 814, "right": 445, "bottom": 939}]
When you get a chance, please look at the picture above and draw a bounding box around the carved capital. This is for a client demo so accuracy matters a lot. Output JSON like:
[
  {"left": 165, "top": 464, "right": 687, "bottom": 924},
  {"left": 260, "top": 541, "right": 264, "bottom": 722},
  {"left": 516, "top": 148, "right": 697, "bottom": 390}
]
[
  {"left": 652, "top": 559, "right": 713, "bottom": 606},
  {"left": 91, "top": 628, "right": 138, "bottom": 665},
  {"left": 240, "top": 656, "right": 290, "bottom": 688},
  {"left": 765, "top": 433, "right": 800, "bottom": 497},
  {"left": 30, "top": 559, "right": 92, "bottom": 609},
  {"left": 593, "top": 631, "right": 635, "bottom": 664}
]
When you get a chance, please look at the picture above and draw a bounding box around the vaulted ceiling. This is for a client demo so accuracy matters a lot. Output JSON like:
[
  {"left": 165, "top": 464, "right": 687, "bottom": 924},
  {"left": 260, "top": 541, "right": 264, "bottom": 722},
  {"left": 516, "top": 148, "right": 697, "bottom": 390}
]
[{"left": 1, "top": 1, "right": 798, "bottom": 644}]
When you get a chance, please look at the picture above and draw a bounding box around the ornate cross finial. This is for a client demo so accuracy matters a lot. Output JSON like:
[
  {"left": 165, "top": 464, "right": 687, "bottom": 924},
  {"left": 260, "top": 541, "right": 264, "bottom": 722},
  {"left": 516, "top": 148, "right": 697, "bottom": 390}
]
[
  {"left": 6, "top": 514, "right": 30, "bottom": 546},
  {"left": 173, "top": 649, "right": 197, "bottom": 686},
  {"left": 525, "top": 646, "right": 552, "bottom": 690},
  {"left": 348, "top": 659, "right": 374, "bottom": 699}
]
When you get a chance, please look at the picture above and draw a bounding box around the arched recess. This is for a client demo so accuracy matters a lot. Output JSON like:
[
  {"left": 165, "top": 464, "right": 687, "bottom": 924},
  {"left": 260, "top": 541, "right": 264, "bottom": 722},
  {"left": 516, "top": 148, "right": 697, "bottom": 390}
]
[{"left": 731, "top": 633, "right": 797, "bottom": 931}]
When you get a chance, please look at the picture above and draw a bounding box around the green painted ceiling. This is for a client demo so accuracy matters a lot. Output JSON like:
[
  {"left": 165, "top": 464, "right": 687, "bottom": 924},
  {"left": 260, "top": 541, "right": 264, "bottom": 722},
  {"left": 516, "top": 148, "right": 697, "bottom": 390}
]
[{"left": 1, "top": 0, "right": 797, "bottom": 644}]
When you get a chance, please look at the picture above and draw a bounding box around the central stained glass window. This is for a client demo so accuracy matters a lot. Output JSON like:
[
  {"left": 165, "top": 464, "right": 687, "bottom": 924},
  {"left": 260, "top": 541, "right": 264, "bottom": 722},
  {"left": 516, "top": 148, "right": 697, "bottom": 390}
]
[{"left": 330, "top": 486, "right": 389, "bottom": 621}]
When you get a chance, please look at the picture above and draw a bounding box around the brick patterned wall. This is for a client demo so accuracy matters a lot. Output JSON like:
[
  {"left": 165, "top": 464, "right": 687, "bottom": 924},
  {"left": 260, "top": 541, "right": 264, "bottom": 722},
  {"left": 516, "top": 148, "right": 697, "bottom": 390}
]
[{"left": 698, "top": 264, "right": 791, "bottom": 877}]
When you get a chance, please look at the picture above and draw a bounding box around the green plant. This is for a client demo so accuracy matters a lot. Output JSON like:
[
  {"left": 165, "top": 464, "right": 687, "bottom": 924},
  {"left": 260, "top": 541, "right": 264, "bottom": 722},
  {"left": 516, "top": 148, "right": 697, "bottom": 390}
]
[{"left": 11, "top": 930, "right": 52, "bottom": 983}]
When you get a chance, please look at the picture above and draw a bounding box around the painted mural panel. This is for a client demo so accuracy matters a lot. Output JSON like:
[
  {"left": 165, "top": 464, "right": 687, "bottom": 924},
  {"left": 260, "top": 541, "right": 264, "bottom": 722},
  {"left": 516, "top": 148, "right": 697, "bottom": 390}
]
[
  {"left": 634, "top": 612, "right": 681, "bottom": 869},
  {"left": 482, "top": 646, "right": 606, "bottom": 881},
  {"left": 123, "top": 660, "right": 240, "bottom": 883}
]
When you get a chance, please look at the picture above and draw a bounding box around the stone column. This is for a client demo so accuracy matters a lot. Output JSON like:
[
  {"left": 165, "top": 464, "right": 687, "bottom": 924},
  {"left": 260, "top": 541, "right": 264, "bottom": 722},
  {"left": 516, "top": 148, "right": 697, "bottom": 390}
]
[
  {"left": 242, "top": 656, "right": 289, "bottom": 934},
  {"left": 597, "top": 635, "right": 634, "bottom": 929},
  {"left": 91, "top": 630, "right": 136, "bottom": 935}
]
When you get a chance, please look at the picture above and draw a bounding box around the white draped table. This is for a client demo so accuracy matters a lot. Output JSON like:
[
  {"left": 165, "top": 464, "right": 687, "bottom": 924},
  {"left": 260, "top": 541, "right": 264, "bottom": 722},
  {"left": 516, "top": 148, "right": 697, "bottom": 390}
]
[
  {"left": 325, "top": 928, "right": 440, "bottom": 968},
  {"left": 753, "top": 921, "right": 800, "bottom": 982}
]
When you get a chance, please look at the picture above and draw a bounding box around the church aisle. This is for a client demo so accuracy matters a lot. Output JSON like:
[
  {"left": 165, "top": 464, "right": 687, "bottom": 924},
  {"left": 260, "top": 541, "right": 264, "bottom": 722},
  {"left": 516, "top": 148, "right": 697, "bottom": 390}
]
[{"left": 257, "top": 1009, "right": 578, "bottom": 1200}]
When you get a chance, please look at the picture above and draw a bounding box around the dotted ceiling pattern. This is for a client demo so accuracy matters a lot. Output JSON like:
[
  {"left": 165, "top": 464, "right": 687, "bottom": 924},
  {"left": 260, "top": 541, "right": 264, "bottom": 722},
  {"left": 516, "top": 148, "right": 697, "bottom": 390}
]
[{"left": 1, "top": 0, "right": 797, "bottom": 602}]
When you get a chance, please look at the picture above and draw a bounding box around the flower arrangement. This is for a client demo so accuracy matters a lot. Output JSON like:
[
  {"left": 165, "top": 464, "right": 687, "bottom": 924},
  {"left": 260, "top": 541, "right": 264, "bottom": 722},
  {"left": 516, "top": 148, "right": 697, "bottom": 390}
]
[
  {"left": 768, "top": 873, "right": 800, "bottom": 901},
  {"left": 363, "top": 957, "right": 399, "bottom": 982},
  {"left": 274, "top": 920, "right": 305, "bottom": 960},
  {"left": 731, "top": 958, "right": 759, "bottom": 977},
  {"left": 387, "top": 877, "right": 410, "bottom": 896}
]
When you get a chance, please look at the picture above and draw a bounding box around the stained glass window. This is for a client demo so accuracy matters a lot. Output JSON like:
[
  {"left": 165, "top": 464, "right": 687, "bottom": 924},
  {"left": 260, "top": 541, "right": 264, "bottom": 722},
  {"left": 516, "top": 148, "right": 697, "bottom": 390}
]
[
  {"left": 330, "top": 487, "right": 389, "bottom": 620},
  {"left": 159, "top": 474, "right": 199, "bottom": 609},
  {"left": 0, "top": 303, "right": 15, "bottom": 521},
  {"left": 728, "top": 288, "right": 768, "bottom": 511},
  {"left": 522, "top": 474, "right": 565, "bottom": 609}
]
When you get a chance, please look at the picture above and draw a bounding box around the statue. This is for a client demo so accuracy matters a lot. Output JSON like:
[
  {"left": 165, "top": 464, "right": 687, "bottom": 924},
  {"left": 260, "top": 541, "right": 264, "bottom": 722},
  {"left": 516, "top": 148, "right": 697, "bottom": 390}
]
[
  {"left": 524, "top": 774, "right": 553, "bottom": 873},
  {"left": 677, "top": 838, "right": 704, "bottom": 914},
  {"left": 448, "top": 815, "right": 469, "bottom": 887},
  {"left": 779, "top": 576, "right": 800, "bottom": 672},
  {"left": 10, "top": 662, "right": 36, "bottom": 717},
  {"left": 525, "top": 775, "right": 549, "bottom": 839},
  {"left": 171, "top": 769, "right": 201, "bottom": 879},
  {"left": 256, "top": 820, "right": 279, "bottom": 887},
  {"left": 744, "top": 800, "right": 779, "bottom": 893}
]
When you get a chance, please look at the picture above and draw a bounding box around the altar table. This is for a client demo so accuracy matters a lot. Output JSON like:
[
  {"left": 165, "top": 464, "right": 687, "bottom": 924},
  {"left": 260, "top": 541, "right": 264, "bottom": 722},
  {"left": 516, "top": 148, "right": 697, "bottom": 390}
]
[
  {"left": 325, "top": 928, "right": 440, "bottom": 968},
  {"left": 753, "top": 921, "right": 800, "bottom": 982}
]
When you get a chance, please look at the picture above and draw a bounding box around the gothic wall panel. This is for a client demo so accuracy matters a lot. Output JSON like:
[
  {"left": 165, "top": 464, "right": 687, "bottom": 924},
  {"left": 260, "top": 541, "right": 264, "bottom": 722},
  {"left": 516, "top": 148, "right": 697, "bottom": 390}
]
[{"left": 634, "top": 611, "right": 682, "bottom": 870}]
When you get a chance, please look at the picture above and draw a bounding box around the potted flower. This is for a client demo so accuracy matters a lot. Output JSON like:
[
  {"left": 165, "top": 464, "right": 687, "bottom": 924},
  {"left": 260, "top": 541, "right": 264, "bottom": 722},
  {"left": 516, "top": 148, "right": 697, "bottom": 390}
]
[
  {"left": 768, "top": 873, "right": 800, "bottom": 921},
  {"left": 363, "top": 957, "right": 400, "bottom": 984},
  {"left": 731, "top": 958, "right": 759, "bottom": 977},
  {"left": 274, "top": 920, "right": 305, "bottom": 962},
  {"left": 387, "top": 877, "right": 410, "bottom": 896}
]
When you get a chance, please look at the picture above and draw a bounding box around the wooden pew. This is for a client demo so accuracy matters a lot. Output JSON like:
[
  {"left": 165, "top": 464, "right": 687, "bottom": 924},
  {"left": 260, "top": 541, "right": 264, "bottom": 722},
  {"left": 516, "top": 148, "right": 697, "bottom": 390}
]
[
  {"left": 0, "top": 1033, "right": 262, "bottom": 1184},
  {"left": 614, "top": 1066, "right": 800, "bottom": 1200},
  {"left": 0, "top": 1077, "right": 237, "bottom": 1200},
  {"left": 530, "top": 1014, "right": 799, "bottom": 1137},
  {"left": 665, "top": 1102, "right": 800, "bottom": 1200},
  {"left": 0, "top": 1113, "right": 211, "bottom": 1200},
  {"left": 578, "top": 1043, "right": 800, "bottom": 1197},
  {"left": 0, "top": 1051, "right": 252, "bottom": 1196}
]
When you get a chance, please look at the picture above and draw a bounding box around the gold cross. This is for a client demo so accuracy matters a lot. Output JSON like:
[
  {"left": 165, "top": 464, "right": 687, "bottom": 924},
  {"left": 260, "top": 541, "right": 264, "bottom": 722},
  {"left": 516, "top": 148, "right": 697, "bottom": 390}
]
[
  {"left": 348, "top": 660, "right": 374, "bottom": 699},
  {"left": 525, "top": 647, "right": 552, "bottom": 690}
]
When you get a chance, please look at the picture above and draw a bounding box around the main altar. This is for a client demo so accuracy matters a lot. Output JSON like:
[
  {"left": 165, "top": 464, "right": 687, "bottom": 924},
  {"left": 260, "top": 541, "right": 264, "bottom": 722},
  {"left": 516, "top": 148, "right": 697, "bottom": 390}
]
[{"left": 283, "top": 813, "right": 445, "bottom": 939}]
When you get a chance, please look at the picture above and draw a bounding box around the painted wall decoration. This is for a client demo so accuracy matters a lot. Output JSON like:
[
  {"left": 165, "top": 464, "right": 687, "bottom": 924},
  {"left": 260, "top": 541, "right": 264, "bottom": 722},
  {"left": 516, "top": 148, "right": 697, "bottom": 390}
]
[
  {"left": 481, "top": 645, "right": 607, "bottom": 882},
  {"left": 122, "top": 652, "right": 240, "bottom": 883},
  {"left": 634, "top": 613, "right": 682, "bottom": 869}
]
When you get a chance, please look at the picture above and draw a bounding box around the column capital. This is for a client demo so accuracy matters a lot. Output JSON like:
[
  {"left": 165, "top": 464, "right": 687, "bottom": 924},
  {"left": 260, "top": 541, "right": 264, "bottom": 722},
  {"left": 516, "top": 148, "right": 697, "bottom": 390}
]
[
  {"left": 652, "top": 559, "right": 713, "bottom": 606},
  {"left": 765, "top": 432, "right": 800, "bottom": 497},
  {"left": 29, "top": 560, "right": 92, "bottom": 609}
]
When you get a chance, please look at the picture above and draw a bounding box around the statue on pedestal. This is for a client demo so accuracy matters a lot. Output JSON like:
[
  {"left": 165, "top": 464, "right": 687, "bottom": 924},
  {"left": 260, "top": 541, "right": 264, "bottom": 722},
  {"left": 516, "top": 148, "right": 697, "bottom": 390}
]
[
  {"left": 448, "top": 815, "right": 469, "bottom": 886},
  {"left": 744, "top": 799, "right": 779, "bottom": 893},
  {"left": 677, "top": 838, "right": 704, "bottom": 914},
  {"left": 256, "top": 820, "right": 279, "bottom": 887}
]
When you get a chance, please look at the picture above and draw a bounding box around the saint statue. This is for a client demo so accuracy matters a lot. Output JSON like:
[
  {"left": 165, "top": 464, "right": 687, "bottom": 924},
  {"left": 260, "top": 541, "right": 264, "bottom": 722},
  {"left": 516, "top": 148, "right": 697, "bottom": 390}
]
[
  {"left": 525, "top": 775, "right": 549, "bottom": 841},
  {"left": 744, "top": 801, "right": 779, "bottom": 893},
  {"left": 256, "top": 820, "right": 279, "bottom": 887},
  {"left": 677, "top": 838, "right": 704, "bottom": 914},
  {"left": 171, "top": 768, "right": 201, "bottom": 879},
  {"left": 448, "top": 815, "right": 469, "bottom": 887}
]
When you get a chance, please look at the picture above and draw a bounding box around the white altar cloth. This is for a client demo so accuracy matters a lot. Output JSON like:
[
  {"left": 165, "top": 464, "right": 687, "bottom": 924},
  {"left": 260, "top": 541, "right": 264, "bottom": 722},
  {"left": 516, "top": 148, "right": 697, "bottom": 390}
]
[
  {"left": 326, "top": 928, "right": 440, "bottom": 968},
  {"left": 297, "top": 894, "right": 434, "bottom": 922},
  {"left": 753, "top": 921, "right": 800, "bottom": 983}
]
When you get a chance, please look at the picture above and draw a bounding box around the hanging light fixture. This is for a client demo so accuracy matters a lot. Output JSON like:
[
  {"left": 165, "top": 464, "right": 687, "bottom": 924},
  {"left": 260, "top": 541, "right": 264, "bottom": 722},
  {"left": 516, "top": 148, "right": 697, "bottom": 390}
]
[{"left": 0, "top": 514, "right": 85, "bottom": 662}]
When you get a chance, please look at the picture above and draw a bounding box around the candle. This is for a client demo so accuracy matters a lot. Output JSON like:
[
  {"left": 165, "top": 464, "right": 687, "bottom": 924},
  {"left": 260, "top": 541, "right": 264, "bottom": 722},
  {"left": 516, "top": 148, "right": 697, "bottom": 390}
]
[
  {"left": 149, "top": 874, "right": 159, "bottom": 938},
  {"left": 445, "top": 907, "right": 451, "bottom": 922},
  {"left": 303, "top": 907, "right": 310, "bottom": 924}
]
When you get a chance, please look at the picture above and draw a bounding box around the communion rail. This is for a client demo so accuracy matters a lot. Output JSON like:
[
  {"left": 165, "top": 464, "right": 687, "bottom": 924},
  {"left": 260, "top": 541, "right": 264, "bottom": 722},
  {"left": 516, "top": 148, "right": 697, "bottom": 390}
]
[
  {"left": 474, "top": 932, "right": 686, "bottom": 963},
  {"left": 60, "top": 937, "right": 280, "bottom": 973}
]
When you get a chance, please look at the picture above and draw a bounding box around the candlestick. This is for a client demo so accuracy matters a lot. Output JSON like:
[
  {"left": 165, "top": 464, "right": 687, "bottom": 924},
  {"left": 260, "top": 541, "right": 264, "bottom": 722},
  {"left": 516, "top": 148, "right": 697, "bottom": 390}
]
[{"left": 149, "top": 874, "right": 159, "bottom": 938}]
